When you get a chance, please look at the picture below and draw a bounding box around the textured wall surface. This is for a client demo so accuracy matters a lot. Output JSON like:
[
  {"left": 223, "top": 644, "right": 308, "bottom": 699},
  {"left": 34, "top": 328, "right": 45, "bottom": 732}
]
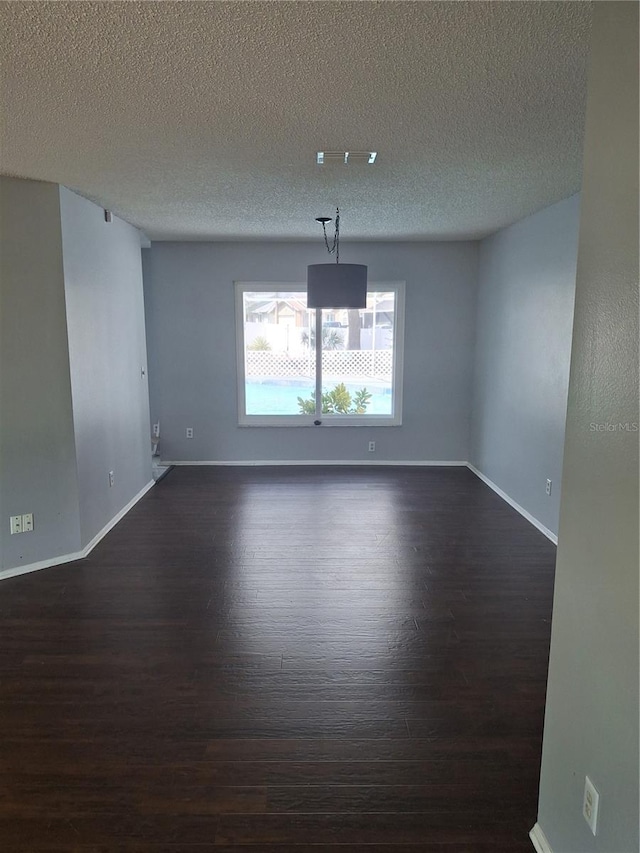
[
  {"left": 471, "top": 194, "right": 580, "bottom": 537},
  {"left": 143, "top": 241, "right": 478, "bottom": 463},
  {"left": 0, "top": 178, "right": 81, "bottom": 571},
  {"left": 536, "top": 3, "right": 639, "bottom": 851},
  {"left": 1, "top": 1, "right": 590, "bottom": 240},
  {"left": 60, "top": 187, "right": 152, "bottom": 546}
]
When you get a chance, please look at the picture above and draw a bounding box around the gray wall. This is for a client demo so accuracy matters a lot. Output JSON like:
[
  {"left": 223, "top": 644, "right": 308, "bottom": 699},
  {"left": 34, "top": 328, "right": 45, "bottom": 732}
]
[
  {"left": 0, "top": 177, "right": 81, "bottom": 570},
  {"left": 536, "top": 3, "right": 639, "bottom": 851},
  {"left": 60, "top": 187, "right": 152, "bottom": 545},
  {"left": 470, "top": 194, "right": 580, "bottom": 537},
  {"left": 1, "top": 178, "right": 153, "bottom": 575},
  {"left": 142, "top": 241, "right": 478, "bottom": 463}
]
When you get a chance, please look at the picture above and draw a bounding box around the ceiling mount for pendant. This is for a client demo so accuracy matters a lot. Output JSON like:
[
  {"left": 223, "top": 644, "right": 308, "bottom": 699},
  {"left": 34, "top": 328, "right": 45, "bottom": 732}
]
[{"left": 306, "top": 207, "right": 367, "bottom": 309}]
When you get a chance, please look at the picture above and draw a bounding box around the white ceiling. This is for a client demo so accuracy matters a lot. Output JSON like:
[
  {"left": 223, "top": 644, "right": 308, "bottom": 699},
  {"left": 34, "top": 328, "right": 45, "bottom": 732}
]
[{"left": 1, "top": 1, "right": 592, "bottom": 241}]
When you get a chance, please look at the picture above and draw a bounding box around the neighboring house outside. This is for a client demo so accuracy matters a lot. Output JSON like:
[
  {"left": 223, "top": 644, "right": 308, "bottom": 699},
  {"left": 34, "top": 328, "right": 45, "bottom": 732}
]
[{"left": 246, "top": 297, "right": 308, "bottom": 327}]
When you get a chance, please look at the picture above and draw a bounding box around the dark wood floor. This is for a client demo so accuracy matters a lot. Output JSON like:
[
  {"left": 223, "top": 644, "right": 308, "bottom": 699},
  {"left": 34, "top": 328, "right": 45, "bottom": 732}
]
[{"left": 0, "top": 466, "right": 556, "bottom": 851}]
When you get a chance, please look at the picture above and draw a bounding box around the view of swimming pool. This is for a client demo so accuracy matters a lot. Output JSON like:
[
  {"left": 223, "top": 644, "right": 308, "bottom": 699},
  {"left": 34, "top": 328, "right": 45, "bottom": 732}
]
[{"left": 245, "top": 378, "right": 393, "bottom": 415}]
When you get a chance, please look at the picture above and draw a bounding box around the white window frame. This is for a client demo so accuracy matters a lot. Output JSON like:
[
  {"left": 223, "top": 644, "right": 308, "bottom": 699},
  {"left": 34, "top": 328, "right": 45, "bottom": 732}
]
[{"left": 235, "top": 281, "right": 405, "bottom": 427}]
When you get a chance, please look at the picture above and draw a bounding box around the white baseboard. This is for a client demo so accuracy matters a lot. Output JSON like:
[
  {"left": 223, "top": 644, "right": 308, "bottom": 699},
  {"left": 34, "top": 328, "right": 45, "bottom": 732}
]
[
  {"left": 162, "top": 459, "right": 469, "bottom": 467},
  {"left": 0, "top": 480, "right": 155, "bottom": 583},
  {"left": 81, "top": 480, "right": 155, "bottom": 554},
  {"left": 0, "top": 550, "right": 86, "bottom": 583},
  {"left": 529, "top": 823, "right": 553, "bottom": 853},
  {"left": 467, "top": 463, "right": 558, "bottom": 544}
]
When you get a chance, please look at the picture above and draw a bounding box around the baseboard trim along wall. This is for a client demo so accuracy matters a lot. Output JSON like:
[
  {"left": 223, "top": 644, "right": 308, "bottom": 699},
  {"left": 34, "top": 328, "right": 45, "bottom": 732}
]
[
  {"left": 529, "top": 823, "right": 554, "bottom": 853},
  {"left": 162, "top": 459, "right": 469, "bottom": 467},
  {"left": 0, "top": 480, "right": 155, "bottom": 583},
  {"left": 467, "top": 463, "right": 558, "bottom": 544},
  {"left": 81, "top": 480, "right": 156, "bottom": 555}
]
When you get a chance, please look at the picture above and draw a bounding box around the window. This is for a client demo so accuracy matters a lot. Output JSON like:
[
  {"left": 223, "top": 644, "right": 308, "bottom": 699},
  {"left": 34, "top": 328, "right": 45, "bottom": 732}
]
[{"left": 235, "top": 282, "right": 405, "bottom": 426}]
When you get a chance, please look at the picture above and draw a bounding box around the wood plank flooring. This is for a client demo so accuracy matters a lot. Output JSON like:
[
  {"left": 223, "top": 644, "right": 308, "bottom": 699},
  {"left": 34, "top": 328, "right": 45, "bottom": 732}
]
[{"left": 0, "top": 466, "right": 556, "bottom": 851}]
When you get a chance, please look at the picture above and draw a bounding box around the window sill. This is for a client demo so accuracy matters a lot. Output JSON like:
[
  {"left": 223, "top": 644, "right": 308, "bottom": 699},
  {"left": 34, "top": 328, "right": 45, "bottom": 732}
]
[{"left": 238, "top": 416, "right": 402, "bottom": 427}]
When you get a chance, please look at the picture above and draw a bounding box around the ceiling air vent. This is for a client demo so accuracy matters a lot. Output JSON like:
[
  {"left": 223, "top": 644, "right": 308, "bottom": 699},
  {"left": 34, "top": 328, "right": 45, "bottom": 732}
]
[{"left": 316, "top": 151, "right": 377, "bottom": 165}]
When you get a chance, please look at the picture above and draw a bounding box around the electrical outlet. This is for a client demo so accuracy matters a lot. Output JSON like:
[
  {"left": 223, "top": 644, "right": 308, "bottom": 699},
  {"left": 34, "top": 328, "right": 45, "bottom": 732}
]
[
  {"left": 186, "top": 427, "right": 194, "bottom": 439},
  {"left": 368, "top": 441, "right": 376, "bottom": 452},
  {"left": 153, "top": 422, "right": 160, "bottom": 438},
  {"left": 10, "top": 515, "right": 22, "bottom": 535},
  {"left": 109, "top": 470, "right": 115, "bottom": 487},
  {"left": 583, "top": 776, "right": 599, "bottom": 835},
  {"left": 22, "top": 513, "right": 34, "bottom": 532},
  {"left": 546, "top": 478, "right": 552, "bottom": 496}
]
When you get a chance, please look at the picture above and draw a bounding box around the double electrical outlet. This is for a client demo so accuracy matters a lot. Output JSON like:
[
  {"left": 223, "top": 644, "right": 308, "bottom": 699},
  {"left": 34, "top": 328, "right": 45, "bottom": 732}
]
[
  {"left": 10, "top": 513, "right": 34, "bottom": 535},
  {"left": 583, "top": 775, "right": 600, "bottom": 835}
]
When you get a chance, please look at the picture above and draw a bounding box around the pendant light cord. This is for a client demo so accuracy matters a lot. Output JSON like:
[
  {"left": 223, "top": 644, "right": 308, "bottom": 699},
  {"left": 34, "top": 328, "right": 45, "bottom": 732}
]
[{"left": 321, "top": 208, "right": 340, "bottom": 263}]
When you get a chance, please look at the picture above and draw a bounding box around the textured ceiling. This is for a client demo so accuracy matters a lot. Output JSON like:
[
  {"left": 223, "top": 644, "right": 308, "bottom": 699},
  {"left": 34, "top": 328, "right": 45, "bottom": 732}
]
[{"left": 0, "top": 1, "right": 592, "bottom": 241}]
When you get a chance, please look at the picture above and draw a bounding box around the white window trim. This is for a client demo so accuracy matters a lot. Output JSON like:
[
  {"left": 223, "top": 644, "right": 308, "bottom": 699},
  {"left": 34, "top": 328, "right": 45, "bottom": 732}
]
[{"left": 235, "top": 281, "right": 405, "bottom": 427}]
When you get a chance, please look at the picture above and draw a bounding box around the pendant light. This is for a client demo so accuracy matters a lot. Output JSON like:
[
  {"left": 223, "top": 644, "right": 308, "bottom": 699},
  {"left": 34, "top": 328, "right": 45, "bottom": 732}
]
[{"left": 307, "top": 208, "right": 367, "bottom": 309}]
